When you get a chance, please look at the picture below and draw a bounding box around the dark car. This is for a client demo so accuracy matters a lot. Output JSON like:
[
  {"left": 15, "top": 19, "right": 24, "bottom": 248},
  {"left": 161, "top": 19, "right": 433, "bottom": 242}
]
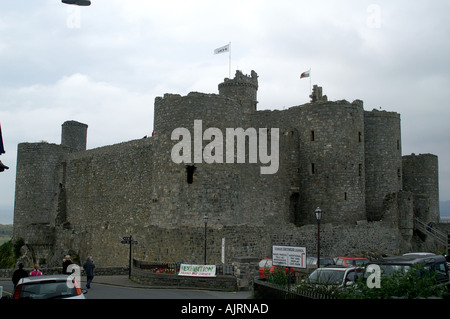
[{"left": 365, "top": 253, "right": 449, "bottom": 286}]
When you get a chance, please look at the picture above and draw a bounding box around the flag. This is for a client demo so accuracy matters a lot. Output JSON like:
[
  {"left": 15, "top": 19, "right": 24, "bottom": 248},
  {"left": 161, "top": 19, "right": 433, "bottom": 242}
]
[
  {"left": 0, "top": 122, "right": 5, "bottom": 154},
  {"left": 300, "top": 70, "right": 310, "bottom": 79},
  {"left": 214, "top": 43, "right": 230, "bottom": 55}
]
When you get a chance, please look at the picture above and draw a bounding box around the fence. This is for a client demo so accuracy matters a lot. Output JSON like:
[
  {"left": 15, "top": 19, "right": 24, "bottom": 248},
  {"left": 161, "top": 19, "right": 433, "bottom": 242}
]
[{"left": 253, "top": 279, "right": 337, "bottom": 299}]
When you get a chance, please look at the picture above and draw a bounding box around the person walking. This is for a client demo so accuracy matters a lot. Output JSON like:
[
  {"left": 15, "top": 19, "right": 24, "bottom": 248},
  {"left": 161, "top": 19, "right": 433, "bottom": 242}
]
[
  {"left": 62, "top": 255, "right": 73, "bottom": 274},
  {"left": 83, "top": 256, "right": 95, "bottom": 289},
  {"left": 12, "top": 263, "right": 28, "bottom": 288}
]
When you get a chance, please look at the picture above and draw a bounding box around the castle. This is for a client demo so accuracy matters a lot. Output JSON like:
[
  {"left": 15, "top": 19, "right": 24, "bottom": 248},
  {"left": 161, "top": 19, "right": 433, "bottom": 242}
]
[{"left": 12, "top": 70, "right": 440, "bottom": 267}]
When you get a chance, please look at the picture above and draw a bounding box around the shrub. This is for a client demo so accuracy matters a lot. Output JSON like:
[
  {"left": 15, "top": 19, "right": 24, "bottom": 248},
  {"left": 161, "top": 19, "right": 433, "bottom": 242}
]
[{"left": 340, "top": 263, "right": 448, "bottom": 299}]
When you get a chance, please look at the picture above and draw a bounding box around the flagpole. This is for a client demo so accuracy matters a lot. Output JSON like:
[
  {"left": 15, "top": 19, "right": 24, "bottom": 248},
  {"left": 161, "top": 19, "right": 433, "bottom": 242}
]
[
  {"left": 309, "top": 68, "right": 311, "bottom": 93},
  {"left": 228, "top": 42, "right": 231, "bottom": 79}
]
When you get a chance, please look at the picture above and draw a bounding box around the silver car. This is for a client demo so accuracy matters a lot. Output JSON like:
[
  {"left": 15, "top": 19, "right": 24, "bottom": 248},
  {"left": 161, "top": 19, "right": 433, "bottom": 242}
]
[
  {"left": 13, "top": 275, "right": 87, "bottom": 299},
  {"left": 308, "top": 267, "right": 362, "bottom": 288}
]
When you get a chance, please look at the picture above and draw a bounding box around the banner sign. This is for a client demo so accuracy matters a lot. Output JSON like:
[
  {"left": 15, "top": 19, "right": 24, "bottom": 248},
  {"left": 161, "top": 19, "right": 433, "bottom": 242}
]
[
  {"left": 272, "top": 245, "right": 307, "bottom": 269},
  {"left": 178, "top": 264, "right": 216, "bottom": 277}
]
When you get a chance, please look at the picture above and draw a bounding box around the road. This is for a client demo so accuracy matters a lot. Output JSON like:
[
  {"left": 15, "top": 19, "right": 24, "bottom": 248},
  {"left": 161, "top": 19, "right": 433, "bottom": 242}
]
[
  {"left": 0, "top": 277, "right": 251, "bottom": 299},
  {"left": 82, "top": 284, "right": 251, "bottom": 299}
]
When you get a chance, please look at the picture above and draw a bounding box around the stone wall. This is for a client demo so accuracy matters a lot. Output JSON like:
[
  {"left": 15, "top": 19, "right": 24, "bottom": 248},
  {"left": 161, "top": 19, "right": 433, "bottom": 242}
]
[{"left": 131, "top": 267, "right": 237, "bottom": 291}]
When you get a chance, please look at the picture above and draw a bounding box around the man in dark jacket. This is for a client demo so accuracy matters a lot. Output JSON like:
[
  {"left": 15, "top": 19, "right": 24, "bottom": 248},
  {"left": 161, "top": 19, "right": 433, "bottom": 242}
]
[
  {"left": 83, "top": 256, "right": 95, "bottom": 289},
  {"left": 12, "top": 263, "right": 28, "bottom": 287},
  {"left": 62, "top": 255, "right": 73, "bottom": 274}
]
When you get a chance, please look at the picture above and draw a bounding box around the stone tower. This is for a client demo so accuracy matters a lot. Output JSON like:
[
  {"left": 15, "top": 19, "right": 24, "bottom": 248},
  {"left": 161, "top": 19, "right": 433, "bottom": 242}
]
[
  {"left": 364, "top": 109, "right": 402, "bottom": 221},
  {"left": 61, "top": 120, "right": 88, "bottom": 152},
  {"left": 297, "top": 99, "right": 366, "bottom": 225},
  {"left": 218, "top": 70, "right": 258, "bottom": 114},
  {"left": 402, "top": 153, "right": 439, "bottom": 223}
]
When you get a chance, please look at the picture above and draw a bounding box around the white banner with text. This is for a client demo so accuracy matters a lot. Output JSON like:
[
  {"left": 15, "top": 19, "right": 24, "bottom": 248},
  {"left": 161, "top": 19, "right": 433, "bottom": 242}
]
[{"left": 178, "top": 264, "right": 217, "bottom": 277}]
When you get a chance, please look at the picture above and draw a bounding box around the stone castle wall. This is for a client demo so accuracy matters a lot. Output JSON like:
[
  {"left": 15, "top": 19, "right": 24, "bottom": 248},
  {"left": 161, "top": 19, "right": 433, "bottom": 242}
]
[{"left": 12, "top": 70, "right": 439, "bottom": 267}]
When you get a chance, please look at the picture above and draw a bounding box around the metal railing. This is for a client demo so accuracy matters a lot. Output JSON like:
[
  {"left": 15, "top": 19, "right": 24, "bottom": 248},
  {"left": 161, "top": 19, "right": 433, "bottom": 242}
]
[
  {"left": 253, "top": 279, "right": 337, "bottom": 299},
  {"left": 414, "top": 217, "right": 449, "bottom": 251}
]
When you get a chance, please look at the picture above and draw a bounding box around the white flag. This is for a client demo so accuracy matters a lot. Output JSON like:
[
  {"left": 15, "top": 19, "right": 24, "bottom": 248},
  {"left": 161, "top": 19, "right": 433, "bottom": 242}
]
[{"left": 214, "top": 43, "right": 230, "bottom": 55}]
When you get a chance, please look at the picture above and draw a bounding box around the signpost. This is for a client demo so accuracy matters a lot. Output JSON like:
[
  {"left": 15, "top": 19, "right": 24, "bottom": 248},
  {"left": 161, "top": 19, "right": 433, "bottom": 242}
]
[
  {"left": 121, "top": 235, "right": 138, "bottom": 278},
  {"left": 272, "top": 245, "right": 306, "bottom": 289},
  {"left": 272, "top": 245, "right": 306, "bottom": 268}
]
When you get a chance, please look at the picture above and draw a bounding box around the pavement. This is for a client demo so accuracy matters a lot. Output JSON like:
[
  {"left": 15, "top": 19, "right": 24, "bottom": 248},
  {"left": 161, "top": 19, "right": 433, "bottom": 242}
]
[
  {"left": 83, "top": 275, "right": 150, "bottom": 288},
  {"left": 78, "top": 275, "right": 252, "bottom": 294}
]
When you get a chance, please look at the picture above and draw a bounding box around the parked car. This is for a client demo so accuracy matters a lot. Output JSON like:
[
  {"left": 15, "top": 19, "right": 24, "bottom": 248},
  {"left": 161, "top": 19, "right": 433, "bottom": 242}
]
[
  {"left": 306, "top": 257, "right": 335, "bottom": 268},
  {"left": 12, "top": 275, "right": 87, "bottom": 299},
  {"left": 258, "top": 258, "right": 295, "bottom": 279},
  {"left": 364, "top": 253, "right": 449, "bottom": 286},
  {"left": 308, "top": 267, "right": 362, "bottom": 288},
  {"left": 334, "top": 256, "right": 369, "bottom": 267}
]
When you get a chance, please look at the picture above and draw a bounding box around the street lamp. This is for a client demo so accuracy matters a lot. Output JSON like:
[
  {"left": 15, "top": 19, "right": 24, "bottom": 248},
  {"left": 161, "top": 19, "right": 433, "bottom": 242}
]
[
  {"left": 203, "top": 215, "right": 208, "bottom": 265},
  {"left": 315, "top": 207, "right": 322, "bottom": 268},
  {"left": 62, "top": 0, "right": 91, "bottom": 6}
]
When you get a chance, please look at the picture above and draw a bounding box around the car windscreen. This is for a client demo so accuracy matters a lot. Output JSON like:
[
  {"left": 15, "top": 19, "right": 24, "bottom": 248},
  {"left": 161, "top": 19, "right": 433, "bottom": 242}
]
[
  {"left": 309, "top": 269, "right": 345, "bottom": 285},
  {"left": 378, "top": 264, "right": 410, "bottom": 276},
  {"left": 19, "top": 280, "right": 79, "bottom": 299}
]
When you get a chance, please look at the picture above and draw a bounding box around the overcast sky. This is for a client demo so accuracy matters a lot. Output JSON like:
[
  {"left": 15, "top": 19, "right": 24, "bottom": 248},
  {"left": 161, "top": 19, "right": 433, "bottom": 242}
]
[{"left": 0, "top": 0, "right": 449, "bottom": 224}]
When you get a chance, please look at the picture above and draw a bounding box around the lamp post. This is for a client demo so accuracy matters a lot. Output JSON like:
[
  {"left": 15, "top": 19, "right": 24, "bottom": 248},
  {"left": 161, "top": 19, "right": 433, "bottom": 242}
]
[
  {"left": 203, "top": 215, "right": 208, "bottom": 265},
  {"left": 315, "top": 207, "right": 322, "bottom": 268},
  {"left": 62, "top": 0, "right": 91, "bottom": 6}
]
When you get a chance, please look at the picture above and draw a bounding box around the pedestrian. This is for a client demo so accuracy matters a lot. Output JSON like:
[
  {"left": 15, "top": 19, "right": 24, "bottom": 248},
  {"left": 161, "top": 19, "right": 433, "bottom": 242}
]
[
  {"left": 30, "top": 264, "right": 43, "bottom": 276},
  {"left": 62, "top": 255, "right": 73, "bottom": 274},
  {"left": 83, "top": 256, "right": 95, "bottom": 289},
  {"left": 12, "top": 263, "right": 28, "bottom": 288}
]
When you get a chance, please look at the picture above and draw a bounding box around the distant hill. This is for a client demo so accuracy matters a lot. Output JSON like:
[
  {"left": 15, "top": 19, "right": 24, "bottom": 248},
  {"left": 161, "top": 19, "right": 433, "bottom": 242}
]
[
  {"left": 441, "top": 201, "right": 450, "bottom": 217},
  {"left": 0, "top": 224, "right": 12, "bottom": 236},
  {"left": 0, "top": 224, "right": 13, "bottom": 245}
]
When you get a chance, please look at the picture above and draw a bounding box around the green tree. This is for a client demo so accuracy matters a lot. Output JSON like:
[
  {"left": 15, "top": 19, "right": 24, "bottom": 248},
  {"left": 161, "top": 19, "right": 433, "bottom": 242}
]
[{"left": 0, "top": 240, "right": 15, "bottom": 268}]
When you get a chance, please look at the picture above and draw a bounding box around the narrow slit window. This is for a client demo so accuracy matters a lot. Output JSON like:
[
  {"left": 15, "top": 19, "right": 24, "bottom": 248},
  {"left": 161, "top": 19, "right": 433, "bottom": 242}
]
[
  {"left": 186, "top": 165, "right": 196, "bottom": 184},
  {"left": 358, "top": 132, "right": 362, "bottom": 143},
  {"left": 311, "top": 163, "right": 315, "bottom": 175},
  {"left": 310, "top": 130, "right": 315, "bottom": 141},
  {"left": 344, "top": 192, "right": 347, "bottom": 200},
  {"left": 359, "top": 164, "right": 362, "bottom": 176}
]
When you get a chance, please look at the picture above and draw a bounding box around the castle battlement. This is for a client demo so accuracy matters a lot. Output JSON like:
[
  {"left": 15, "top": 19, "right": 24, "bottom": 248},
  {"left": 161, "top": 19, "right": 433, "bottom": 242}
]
[{"left": 218, "top": 70, "right": 258, "bottom": 89}]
